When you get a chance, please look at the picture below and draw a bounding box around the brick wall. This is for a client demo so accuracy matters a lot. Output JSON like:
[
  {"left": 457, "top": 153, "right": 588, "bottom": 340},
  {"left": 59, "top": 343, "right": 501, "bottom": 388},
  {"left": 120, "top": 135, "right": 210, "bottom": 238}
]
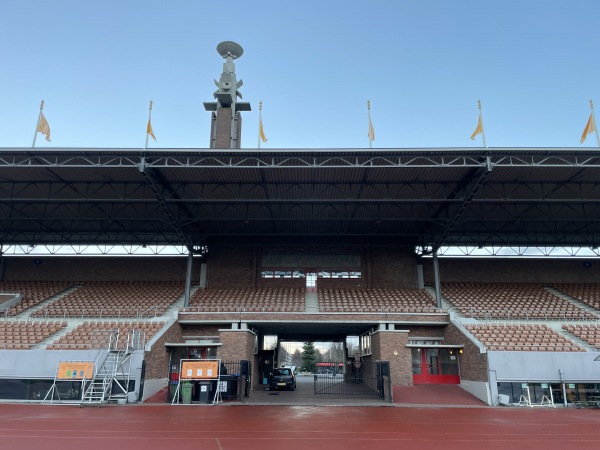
[
  {"left": 144, "top": 321, "right": 184, "bottom": 379},
  {"left": 204, "top": 244, "right": 420, "bottom": 290},
  {"left": 370, "top": 247, "right": 418, "bottom": 289},
  {"left": 371, "top": 330, "right": 412, "bottom": 386},
  {"left": 423, "top": 257, "right": 600, "bottom": 284},
  {"left": 218, "top": 330, "right": 256, "bottom": 361},
  {"left": 180, "top": 324, "right": 222, "bottom": 337},
  {"left": 406, "top": 326, "right": 446, "bottom": 338},
  {"left": 178, "top": 311, "right": 450, "bottom": 324},
  {"left": 207, "top": 247, "right": 254, "bottom": 288},
  {"left": 443, "top": 323, "right": 488, "bottom": 382},
  {"left": 212, "top": 107, "right": 236, "bottom": 148},
  {"left": 2, "top": 256, "right": 197, "bottom": 282}
]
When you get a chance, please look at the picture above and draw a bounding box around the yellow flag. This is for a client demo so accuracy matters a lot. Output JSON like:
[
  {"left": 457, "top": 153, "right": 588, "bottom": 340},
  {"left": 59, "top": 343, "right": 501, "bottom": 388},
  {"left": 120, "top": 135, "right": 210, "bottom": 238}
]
[
  {"left": 37, "top": 112, "right": 51, "bottom": 142},
  {"left": 368, "top": 116, "right": 375, "bottom": 141},
  {"left": 580, "top": 112, "right": 596, "bottom": 144},
  {"left": 259, "top": 116, "right": 267, "bottom": 142},
  {"left": 147, "top": 118, "right": 156, "bottom": 141},
  {"left": 470, "top": 113, "right": 483, "bottom": 140}
]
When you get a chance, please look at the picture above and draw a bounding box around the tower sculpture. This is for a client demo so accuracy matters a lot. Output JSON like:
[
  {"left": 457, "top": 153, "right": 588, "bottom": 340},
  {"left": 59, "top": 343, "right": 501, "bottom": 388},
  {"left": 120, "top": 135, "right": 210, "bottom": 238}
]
[{"left": 203, "top": 41, "right": 251, "bottom": 149}]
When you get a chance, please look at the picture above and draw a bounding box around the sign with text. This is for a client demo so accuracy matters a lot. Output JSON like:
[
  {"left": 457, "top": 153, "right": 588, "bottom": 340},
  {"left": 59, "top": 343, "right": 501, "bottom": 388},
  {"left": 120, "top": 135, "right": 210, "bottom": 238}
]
[
  {"left": 180, "top": 360, "right": 219, "bottom": 380},
  {"left": 57, "top": 362, "right": 95, "bottom": 380}
]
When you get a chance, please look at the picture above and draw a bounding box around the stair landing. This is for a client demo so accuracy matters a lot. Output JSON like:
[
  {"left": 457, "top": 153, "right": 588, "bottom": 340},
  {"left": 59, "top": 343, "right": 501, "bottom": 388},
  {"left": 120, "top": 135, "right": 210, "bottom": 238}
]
[{"left": 393, "top": 384, "right": 487, "bottom": 406}]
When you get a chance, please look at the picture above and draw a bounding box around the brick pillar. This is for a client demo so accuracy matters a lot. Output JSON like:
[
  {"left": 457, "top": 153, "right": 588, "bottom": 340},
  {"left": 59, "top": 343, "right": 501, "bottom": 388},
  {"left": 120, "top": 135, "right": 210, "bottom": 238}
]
[
  {"left": 209, "top": 108, "right": 242, "bottom": 149},
  {"left": 218, "top": 329, "right": 256, "bottom": 361},
  {"left": 370, "top": 329, "right": 412, "bottom": 386}
]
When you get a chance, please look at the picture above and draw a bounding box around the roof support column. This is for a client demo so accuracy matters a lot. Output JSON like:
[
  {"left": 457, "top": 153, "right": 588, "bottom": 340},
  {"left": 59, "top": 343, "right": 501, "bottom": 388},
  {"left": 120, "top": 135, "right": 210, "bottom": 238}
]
[
  {"left": 432, "top": 250, "right": 442, "bottom": 309},
  {"left": 183, "top": 249, "right": 194, "bottom": 308}
]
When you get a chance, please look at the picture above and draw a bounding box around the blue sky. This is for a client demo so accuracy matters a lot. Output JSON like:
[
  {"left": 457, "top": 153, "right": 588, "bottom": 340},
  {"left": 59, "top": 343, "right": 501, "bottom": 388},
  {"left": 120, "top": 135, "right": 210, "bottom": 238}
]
[{"left": 1, "top": 0, "right": 599, "bottom": 149}]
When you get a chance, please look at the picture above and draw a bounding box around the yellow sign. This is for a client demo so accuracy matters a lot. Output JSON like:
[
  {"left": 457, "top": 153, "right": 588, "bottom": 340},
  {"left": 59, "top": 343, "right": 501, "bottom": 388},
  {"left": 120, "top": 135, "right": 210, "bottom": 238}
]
[
  {"left": 57, "top": 362, "right": 95, "bottom": 380},
  {"left": 180, "top": 361, "right": 219, "bottom": 379}
]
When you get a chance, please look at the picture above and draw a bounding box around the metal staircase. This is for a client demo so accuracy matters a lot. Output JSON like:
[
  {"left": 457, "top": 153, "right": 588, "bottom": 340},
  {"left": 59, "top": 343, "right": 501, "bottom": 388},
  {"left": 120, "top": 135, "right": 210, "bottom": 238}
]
[{"left": 80, "top": 330, "right": 138, "bottom": 406}]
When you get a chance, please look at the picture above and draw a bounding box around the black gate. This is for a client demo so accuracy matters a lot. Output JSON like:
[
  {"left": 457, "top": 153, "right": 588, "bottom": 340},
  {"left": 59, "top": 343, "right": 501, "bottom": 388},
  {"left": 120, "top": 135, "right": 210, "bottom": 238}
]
[{"left": 313, "top": 360, "right": 389, "bottom": 399}]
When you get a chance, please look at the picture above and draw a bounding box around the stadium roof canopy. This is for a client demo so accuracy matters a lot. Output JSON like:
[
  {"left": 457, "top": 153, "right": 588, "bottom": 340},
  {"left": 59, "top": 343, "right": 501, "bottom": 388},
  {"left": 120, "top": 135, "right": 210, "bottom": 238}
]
[{"left": 1, "top": 147, "right": 599, "bottom": 251}]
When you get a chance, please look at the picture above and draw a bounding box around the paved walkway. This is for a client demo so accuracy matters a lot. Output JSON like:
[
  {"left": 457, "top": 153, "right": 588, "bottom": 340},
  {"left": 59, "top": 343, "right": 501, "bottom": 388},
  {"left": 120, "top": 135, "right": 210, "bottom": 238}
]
[
  {"left": 147, "top": 375, "right": 486, "bottom": 407},
  {"left": 248, "top": 374, "right": 388, "bottom": 406},
  {"left": 393, "top": 384, "right": 488, "bottom": 407}
]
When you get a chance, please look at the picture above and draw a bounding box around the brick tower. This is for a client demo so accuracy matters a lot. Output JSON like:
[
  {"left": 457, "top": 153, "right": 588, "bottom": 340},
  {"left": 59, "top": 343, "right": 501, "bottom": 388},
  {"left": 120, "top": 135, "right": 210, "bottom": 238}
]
[{"left": 203, "top": 41, "right": 251, "bottom": 149}]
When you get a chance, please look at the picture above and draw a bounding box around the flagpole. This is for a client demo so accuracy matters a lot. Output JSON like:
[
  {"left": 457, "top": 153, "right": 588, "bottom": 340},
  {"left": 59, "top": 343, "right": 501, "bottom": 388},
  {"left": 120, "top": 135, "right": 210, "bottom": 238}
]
[
  {"left": 258, "top": 101, "right": 262, "bottom": 149},
  {"left": 32, "top": 100, "right": 44, "bottom": 148},
  {"left": 144, "top": 100, "right": 153, "bottom": 149},
  {"left": 367, "top": 100, "right": 373, "bottom": 149},
  {"left": 591, "top": 100, "right": 600, "bottom": 147},
  {"left": 478, "top": 99, "right": 488, "bottom": 149}
]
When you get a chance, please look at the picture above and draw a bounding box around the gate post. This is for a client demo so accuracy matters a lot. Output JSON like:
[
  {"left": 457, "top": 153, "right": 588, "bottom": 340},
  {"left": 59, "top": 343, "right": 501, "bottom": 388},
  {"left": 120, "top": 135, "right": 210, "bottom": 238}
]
[{"left": 370, "top": 329, "right": 411, "bottom": 397}]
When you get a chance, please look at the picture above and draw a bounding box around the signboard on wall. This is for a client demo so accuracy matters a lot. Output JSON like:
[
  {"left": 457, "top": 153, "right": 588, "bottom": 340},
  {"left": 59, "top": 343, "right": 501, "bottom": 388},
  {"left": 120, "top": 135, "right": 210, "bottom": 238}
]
[
  {"left": 261, "top": 254, "right": 361, "bottom": 268},
  {"left": 180, "top": 360, "right": 219, "bottom": 379},
  {"left": 57, "top": 362, "right": 95, "bottom": 380}
]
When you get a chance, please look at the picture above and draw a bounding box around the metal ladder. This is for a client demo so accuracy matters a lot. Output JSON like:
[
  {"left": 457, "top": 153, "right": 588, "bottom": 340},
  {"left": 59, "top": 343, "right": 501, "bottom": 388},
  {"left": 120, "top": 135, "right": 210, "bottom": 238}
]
[{"left": 80, "top": 331, "right": 134, "bottom": 406}]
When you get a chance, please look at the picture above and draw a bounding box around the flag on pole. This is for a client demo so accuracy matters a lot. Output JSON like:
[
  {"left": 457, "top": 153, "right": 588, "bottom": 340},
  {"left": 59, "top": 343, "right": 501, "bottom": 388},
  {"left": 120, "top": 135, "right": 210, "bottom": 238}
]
[
  {"left": 147, "top": 118, "right": 156, "bottom": 141},
  {"left": 368, "top": 116, "right": 375, "bottom": 142},
  {"left": 37, "top": 112, "right": 51, "bottom": 142},
  {"left": 258, "top": 100, "right": 267, "bottom": 148},
  {"left": 580, "top": 112, "right": 596, "bottom": 144},
  {"left": 470, "top": 99, "right": 487, "bottom": 147},
  {"left": 470, "top": 113, "right": 483, "bottom": 140},
  {"left": 367, "top": 100, "right": 375, "bottom": 148},
  {"left": 259, "top": 116, "right": 267, "bottom": 142},
  {"left": 144, "top": 100, "right": 156, "bottom": 149}
]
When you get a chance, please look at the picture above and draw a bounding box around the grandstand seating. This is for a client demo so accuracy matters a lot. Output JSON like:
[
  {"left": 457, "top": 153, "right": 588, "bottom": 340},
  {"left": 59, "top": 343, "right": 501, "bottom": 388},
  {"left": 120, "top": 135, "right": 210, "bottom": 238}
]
[
  {"left": 47, "top": 321, "right": 165, "bottom": 350},
  {"left": 0, "top": 281, "right": 73, "bottom": 316},
  {"left": 562, "top": 324, "right": 600, "bottom": 350},
  {"left": 442, "top": 282, "right": 597, "bottom": 320},
  {"left": 318, "top": 288, "right": 439, "bottom": 313},
  {"left": 465, "top": 324, "right": 584, "bottom": 352},
  {"left": 32, "top": 281, "right": 184, "bottom": 318},
  {"left": 553, "top": 283, "right": 600, "bottom": 310},
  {"left": 0, "top": 321, "right": 67, "bottom": 349},
  {"left": 186, "top": 288, "right": 305, "bottom": 312}
]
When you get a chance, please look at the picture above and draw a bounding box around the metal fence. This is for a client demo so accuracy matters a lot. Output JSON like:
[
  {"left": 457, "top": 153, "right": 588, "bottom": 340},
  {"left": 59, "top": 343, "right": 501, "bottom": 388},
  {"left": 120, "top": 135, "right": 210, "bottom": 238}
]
[{"left": 313, "top": 360, "right": 389, "bottom": 399}]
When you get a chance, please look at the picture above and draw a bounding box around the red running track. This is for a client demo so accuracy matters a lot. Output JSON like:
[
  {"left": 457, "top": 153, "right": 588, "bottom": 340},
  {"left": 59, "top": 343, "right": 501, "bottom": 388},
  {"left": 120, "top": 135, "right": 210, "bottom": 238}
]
[{"left": 0, "top": 404, "right": 599, "bottom": 450}]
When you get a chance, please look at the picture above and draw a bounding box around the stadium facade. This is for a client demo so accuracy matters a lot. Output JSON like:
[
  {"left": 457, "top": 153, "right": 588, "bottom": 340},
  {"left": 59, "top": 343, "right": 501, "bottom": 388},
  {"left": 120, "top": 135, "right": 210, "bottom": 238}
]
[{"left": 1, "top": 42, "right": 600, "bottom": 406}]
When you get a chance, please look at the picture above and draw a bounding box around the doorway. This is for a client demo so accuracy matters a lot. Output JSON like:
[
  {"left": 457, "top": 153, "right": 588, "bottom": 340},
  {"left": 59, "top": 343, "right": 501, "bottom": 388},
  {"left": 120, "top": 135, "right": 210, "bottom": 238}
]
[
  {"left": 412, "top": 348, "right": 461, "bottom": 384},
  {"left": 306, "top": 271, "right": 317, "bottom": 293}
]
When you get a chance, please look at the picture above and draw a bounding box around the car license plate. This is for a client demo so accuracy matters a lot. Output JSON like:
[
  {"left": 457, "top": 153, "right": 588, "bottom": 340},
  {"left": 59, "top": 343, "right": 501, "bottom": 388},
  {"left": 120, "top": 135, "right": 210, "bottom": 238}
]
[{"left": 277, "top": 382, "right": 286, "bottom": 386}]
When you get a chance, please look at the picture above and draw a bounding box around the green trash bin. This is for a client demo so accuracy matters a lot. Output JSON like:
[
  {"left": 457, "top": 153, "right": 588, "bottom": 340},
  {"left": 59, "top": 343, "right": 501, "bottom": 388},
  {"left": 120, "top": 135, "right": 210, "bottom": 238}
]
[{"left": 182, "top": 382, "right": 192, "bottom": 404}]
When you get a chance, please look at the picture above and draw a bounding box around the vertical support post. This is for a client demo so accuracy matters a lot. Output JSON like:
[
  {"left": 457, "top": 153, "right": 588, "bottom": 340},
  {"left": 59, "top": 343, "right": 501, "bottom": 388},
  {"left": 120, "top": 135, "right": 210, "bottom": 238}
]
[
  {"left": 199, "top": 263, "right": 207, "bottom": 288},
  {"left": 560, "top": 369, "right": 568, "bottom": 407},
  {"left": 416, "top": 263, "right": 424, "bottom": 289},
  {"left": 0, "top": 247, "right": 4, "bottom": 279},
  {"left": 184, "top": 249, "right": 193, "bottom": 308},
  {"left": 432, "top": 250, "right": 442, "bottom": 309}
]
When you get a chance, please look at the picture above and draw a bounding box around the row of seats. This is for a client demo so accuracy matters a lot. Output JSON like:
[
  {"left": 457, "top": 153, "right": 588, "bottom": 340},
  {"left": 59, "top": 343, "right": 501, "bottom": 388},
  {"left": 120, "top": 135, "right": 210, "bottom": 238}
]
[
  {"left": 465, "top": 324, "right": 584, "bottom": 352},
  {"left": 32, "top": 281, "right": 184, "bottom": 318},
  {"left": 554, "top": 283, "right": 600, "bottom": 309},
  {"left": 0, "top": 321, "right": 67, "bottom": 349},
  {"left": 0, "top": 281, "right": 73, "bottom": 316},
  {"left": 318, "top": 288, "right": 438, "bottom": 313},
  {"left": 562, "top": 324, "right": 600, "bottom": 350},
  {"left": 47, "top": 321, "right": 165, "bottom": 350},
  {"left": 185, "top": 287, "right": 440, "bottom": 313},
  {"left": 4, "top": 280, "right": 598, "bottom": 319},
  {"left": 188, "top": 288, "right": 305, "bottom": 312},
  {"left": 442, "top": 283, "right": 597, "bottom": 320}
]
